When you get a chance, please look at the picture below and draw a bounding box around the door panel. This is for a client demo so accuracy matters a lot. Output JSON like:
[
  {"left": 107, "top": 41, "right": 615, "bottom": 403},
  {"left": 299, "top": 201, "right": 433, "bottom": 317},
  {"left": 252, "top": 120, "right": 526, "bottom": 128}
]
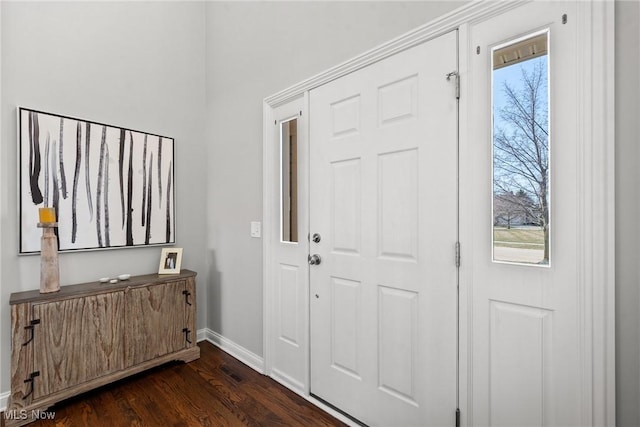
[
  {"left": 467, "top": 2, "right": 581, "bottom": 425},
  {"left": 331, "top": 159, "right": 360, "bottom": 254},
  {"left": 330, "top": 277, "right": 361, "bottom": 377},
  {"left": 378, "top": 285, "right": 419, "bottom": 404},
  {"left": 378, "top": 149, "right": 418, "bottom": 259},
  {"left": 489, "top": 301, "right": 553, "bottom": 426},
  {"left": 277, "top": 264, "right": 301, "bottom": 346},
  {"left": 310, "top": 30, "right": 458, "bottom": 426}
]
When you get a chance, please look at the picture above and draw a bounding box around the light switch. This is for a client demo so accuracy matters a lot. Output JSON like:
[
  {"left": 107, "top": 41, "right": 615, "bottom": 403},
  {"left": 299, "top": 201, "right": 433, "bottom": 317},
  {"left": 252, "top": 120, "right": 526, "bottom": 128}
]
[{"left": 250, "top": 221, "right": 262, "bottom": 238}]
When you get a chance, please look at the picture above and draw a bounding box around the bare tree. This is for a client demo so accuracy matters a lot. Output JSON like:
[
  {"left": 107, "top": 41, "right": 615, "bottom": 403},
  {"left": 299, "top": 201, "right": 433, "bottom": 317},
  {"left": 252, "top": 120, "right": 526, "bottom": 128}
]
[{"left": 493, "top": 59, "right": 549, "bottom": 262}]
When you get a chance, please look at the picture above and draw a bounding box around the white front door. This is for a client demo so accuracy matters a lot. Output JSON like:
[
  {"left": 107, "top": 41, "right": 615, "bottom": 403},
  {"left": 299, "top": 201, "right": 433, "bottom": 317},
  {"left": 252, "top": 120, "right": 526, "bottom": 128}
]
[
  {"left": 309, "top": 31, "right": 458, "bottom": 426},
  {"left": 466, "top": 2, "right": 585, "bottom": 426}
]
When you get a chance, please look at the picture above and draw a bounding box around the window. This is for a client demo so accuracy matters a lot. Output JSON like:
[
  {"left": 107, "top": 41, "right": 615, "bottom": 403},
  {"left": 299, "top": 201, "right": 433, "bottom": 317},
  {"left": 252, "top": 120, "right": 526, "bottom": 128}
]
[
  {"left": 281, "top": 119, "right": 298, "bottom": 243},
  {"left": 492, "top": 31, "right": 550, "bottom": 266}
]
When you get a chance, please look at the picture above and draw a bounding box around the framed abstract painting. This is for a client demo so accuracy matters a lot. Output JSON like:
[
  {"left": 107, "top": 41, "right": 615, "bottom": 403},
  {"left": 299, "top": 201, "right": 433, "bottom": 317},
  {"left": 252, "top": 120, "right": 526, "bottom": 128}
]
[{"left": 18, "top": 107, "right": 176, "bottom": 254}]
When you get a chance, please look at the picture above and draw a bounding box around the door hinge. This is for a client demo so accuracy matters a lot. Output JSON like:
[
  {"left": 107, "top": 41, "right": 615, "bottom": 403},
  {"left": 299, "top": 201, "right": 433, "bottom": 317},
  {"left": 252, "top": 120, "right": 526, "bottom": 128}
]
[
  {"left": 446, "top": 71, "right": 460, "bottom": 100},
  {"left": 456, "top": 408, "right": 461, "bottom": 427},
  {"left": 23, "top": 371, "right": 40, "bottom": 400},
  {"left": 455, "top": 241, "right": 461, "bottom": 268},
  {"left": 182, "top": 290, "right": 192, "bottom": 306},
  {"left": 183, "top": 328, "right": 192, "bottom": 344},
  {"left": 22, "top": 319, "right": 40, "bottom": 346}
]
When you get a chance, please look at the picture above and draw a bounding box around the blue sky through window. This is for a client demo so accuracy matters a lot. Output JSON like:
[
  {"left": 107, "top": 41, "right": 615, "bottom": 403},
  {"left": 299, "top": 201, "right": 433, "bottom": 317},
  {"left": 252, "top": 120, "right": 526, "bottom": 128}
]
[
  {"left": 493, "top": 55, "right": 548, "bottom": 135},
  {"left": 492, "top": 54, "right": 548, "bottom": 194}
]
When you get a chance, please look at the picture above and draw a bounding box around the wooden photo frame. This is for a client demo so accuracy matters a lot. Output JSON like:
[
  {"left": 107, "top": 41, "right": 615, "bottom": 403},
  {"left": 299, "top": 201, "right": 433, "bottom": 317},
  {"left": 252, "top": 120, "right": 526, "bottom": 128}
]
[
  {"left": 18, "top": 107, "right": 176, "bottom": 254},
  {"left": 158, "top": 247, "right": 182, "bottom": 274}
]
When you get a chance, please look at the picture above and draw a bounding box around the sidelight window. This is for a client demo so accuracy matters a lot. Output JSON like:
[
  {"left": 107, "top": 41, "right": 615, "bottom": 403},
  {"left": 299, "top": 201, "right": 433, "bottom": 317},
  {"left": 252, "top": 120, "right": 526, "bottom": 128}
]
[
  {"left": 492, "top": 30, "right": 550, "bottom": 266},
  {"left": 280, "top": 119, "right": 298, "bottom": 243}
]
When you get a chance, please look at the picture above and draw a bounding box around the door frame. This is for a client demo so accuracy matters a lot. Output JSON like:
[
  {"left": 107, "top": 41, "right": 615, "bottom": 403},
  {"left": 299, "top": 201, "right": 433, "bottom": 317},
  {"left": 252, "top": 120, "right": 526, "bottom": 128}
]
[{"left": 262, "top": 1, "right": 614, "bottom": 425}]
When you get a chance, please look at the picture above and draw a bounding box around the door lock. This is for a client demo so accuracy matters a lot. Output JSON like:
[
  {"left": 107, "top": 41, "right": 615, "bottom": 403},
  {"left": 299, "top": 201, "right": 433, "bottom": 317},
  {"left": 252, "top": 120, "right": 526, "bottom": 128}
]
[
  {"left": 312, "top": 233, "right": 321, "bottom": 243},
  {"left": 308, "top": 254, "right": 322, "bottom": 265}
]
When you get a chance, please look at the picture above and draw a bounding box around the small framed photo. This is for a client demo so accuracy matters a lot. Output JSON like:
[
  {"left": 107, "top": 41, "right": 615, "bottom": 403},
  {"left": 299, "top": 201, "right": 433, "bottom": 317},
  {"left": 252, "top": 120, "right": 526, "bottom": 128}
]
[{"left": 158, "top": 247, "right": 182, "bottom": 274}]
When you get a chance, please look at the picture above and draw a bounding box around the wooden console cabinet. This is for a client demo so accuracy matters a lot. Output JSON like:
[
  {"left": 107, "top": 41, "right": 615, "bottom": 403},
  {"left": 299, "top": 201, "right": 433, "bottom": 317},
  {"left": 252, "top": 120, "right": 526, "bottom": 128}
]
[{"left": 5, "top": 270, "right": 199, "bottom": 426}]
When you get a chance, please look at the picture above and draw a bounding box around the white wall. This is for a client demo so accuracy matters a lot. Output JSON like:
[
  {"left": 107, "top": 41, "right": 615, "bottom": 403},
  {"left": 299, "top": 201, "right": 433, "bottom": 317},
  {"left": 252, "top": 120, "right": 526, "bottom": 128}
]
[
  {"left": 615, "top": 1, "right": 640, "bottom": 426},
  {"left": 204, "top": 0, "right": 465, "bottom": 358},
  {"left": 0, "top": 1, "right": 207, "bottom": 395}
]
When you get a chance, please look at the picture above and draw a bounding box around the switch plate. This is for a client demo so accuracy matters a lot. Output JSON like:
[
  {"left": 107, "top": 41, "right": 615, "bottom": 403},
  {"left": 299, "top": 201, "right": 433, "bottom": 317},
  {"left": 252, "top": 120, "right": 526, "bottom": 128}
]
[{"left": 250, "top": 221, "right": 261, "bottom": 238}]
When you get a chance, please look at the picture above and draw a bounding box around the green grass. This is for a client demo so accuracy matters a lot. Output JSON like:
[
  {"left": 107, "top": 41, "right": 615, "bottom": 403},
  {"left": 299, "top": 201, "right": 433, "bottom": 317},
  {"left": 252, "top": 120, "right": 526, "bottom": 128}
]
[{"left": 493, "top": 226, "right": 545, "bottom": 250}]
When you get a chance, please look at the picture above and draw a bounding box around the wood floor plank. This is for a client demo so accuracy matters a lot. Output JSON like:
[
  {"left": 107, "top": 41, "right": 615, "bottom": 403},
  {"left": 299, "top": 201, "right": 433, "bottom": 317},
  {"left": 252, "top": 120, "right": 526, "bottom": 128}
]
[
  {"left": 149, "top": 364, "right": 248, "bottom": 426},
  {"left": 9, "top": 341, "right": 346, "bottom": 427}
]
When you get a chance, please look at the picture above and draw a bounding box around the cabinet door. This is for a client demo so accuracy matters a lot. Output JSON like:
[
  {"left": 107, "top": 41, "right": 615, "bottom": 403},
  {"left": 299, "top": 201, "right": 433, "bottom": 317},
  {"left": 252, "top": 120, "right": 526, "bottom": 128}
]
[
  {"left": 33, "top": 292, "right": 125, "bottom": 399},
  {"left": 125, "top": 281, "right": 186, "bottom": 366}
]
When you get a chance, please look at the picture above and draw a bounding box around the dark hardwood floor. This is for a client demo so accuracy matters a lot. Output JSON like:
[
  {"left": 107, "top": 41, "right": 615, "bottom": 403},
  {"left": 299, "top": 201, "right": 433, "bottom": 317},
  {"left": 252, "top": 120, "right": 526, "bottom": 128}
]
[{"left": 13, "top": 341, "right": 346, "bottom": 427}]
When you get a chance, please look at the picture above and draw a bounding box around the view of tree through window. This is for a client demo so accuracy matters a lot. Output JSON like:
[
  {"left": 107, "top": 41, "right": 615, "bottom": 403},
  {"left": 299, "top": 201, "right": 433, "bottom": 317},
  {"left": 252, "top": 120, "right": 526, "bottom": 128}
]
[{"left": 492, "top": 32, "right": 550, "bottom": 265}]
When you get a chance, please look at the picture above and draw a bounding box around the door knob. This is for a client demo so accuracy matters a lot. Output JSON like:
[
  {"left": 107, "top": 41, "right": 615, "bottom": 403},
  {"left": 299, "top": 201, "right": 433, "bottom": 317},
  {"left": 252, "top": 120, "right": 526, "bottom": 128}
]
[{"left": 308, "top": 254, "right": 322, "bottom": 265}]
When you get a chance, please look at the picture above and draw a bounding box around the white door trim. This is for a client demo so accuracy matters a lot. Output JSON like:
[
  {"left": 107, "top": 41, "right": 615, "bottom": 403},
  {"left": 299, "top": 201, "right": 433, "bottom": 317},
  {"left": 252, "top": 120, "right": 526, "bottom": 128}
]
[
  {"left": 572, "top": 3, "right": 616, "bottom": 424},
  {"left": 263, "top": 1, "right": 615, "bottom": 424}
]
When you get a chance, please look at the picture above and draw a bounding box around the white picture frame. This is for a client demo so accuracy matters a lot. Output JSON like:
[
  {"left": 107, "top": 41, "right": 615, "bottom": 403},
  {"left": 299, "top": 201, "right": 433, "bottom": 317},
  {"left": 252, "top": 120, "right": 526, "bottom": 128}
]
[{"left": 158, "top": 247, "right": 182, "bottom": 274}]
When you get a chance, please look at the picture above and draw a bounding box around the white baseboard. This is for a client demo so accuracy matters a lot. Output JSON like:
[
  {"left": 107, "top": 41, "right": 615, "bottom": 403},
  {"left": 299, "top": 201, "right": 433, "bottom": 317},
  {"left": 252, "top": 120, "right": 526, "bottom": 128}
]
[
  {"left": 197, "top": 328, "right": 264, "bottom": 374},
  {"left": 0, "top": 390, "right": 9, "bottom": 412}
]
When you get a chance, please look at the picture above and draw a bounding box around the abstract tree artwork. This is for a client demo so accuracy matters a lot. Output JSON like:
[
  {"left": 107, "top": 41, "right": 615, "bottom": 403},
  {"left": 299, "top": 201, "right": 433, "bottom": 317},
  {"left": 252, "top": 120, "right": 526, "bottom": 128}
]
[{"left": 19, "top": 107, "right": 175, "bottom": 254}]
